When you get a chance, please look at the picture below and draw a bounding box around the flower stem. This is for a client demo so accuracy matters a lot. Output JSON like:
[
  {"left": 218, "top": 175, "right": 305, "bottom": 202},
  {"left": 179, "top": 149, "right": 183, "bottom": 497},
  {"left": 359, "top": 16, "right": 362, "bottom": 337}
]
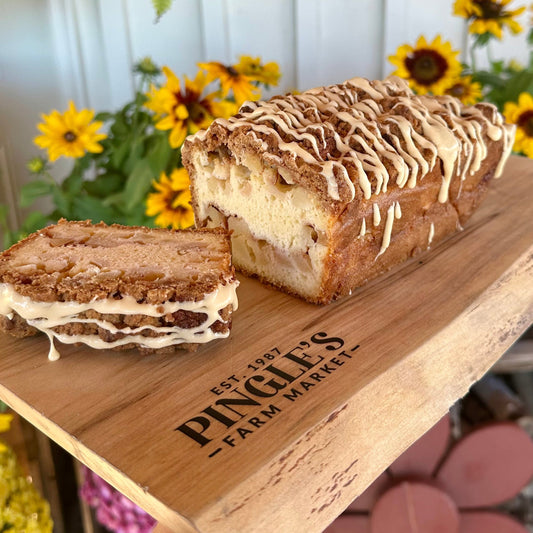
[
  {"left": 486, "top": 41, "right": 494, "bottom": 66},
  {"left": 469, "top": 43, "right": 477, "bottom": 73}
]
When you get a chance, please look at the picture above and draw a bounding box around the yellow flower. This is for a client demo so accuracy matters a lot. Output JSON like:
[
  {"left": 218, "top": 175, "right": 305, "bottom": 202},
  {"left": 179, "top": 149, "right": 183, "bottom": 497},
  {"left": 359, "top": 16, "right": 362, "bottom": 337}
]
[
  {"left": 445, "top": 75, "right": 483, "bottom": 105},
  {"left": 34, "top": 101, "right": 107, "bottom": 162},
  {"left": 145, "top": 67, "right": 237, "bottom": 148},
  {"left": 0, "top": 440, "right": 53, "bottom": 532},
  {"left": 146, "top": 168, "right": 195, "bottom": 229},
  {"left": 504, "top": 92, "right": 533, "bottom": 157},
  {"left": 389, "top": 35, "right": 462, "bottom": 95},
  {"left": 198, "top": 61, "right": 260, "bottom": 105},
  {"left": 234, "top": 56, "right": 281, "bottom": 86},
  {"left": 453, "top": 0, "right": 526, "bottom": 39},
  {"left": 0, "top": 414, "right": 13, "bottom": 434}
]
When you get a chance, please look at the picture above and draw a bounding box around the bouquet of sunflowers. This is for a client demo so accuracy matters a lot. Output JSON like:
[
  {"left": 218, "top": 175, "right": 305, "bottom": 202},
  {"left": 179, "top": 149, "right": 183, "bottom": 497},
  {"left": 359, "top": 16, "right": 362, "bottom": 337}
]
[
  {"left": 388, "top": 0, "right": 533, "bottom": 157},
  {"left": 0, "top": 56, "right": 280, "bottom": 249}
]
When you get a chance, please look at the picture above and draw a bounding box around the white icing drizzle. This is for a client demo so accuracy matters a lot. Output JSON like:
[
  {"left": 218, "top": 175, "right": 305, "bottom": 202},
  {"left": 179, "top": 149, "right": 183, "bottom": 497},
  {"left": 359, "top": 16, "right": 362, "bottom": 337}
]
[
  {"left": 373, "top": 203, "right": 381, "bottom": 226},
  {"left": 395, "top": 202, "right": 402, "bottom": 219},
  {"left": 359, "top": 218, "right": 366, "bottom": 237},
  {"left": 0, "top": 282, "right": 239, "bottom": 360},
  {"left": 428, "top": 222, "right": 435, "bottom": 248},
  {"left": 192, "top": 77, "right": 514, "bottom": 208},
  {"left": 377, "top": 202, "right": 398, "bottom": 258}
]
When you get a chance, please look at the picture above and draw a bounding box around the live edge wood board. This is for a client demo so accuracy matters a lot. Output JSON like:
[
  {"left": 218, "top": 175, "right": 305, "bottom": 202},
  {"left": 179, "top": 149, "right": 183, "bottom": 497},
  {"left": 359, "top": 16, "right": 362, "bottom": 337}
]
[{"left": 0, "top": 156, "right": 532, "bottom": 533}]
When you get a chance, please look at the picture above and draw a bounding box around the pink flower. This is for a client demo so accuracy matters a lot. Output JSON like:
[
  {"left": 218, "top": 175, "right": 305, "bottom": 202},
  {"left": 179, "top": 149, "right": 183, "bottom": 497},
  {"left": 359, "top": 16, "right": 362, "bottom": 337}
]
[{"left": 80, "top": 466, "right": 157, "bottom": 533}]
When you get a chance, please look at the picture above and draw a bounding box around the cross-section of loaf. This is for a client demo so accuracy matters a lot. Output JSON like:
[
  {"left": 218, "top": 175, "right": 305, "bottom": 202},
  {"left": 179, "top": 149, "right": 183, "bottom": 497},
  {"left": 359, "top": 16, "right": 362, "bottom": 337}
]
[
  {"left": 182, "top": 76, "right": 515, "bottom": 304},
  {"left": 0, "top": 220, "right": 238, "bottom": 359}
]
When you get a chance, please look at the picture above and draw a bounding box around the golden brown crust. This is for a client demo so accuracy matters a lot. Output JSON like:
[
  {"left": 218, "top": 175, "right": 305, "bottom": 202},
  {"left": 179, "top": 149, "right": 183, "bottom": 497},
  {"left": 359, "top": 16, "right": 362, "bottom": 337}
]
[
  {"left": 316, "top": 149, "right": 500, "bottom": 303},
  {"left": 182, "top": 76, "right": 515, "bottom": 304},
  {"left": 0, "top": 220, "right": 234, "bottom": 304},
  {"left": 0, "top": 220, "right": 237, "bottom": 352}
]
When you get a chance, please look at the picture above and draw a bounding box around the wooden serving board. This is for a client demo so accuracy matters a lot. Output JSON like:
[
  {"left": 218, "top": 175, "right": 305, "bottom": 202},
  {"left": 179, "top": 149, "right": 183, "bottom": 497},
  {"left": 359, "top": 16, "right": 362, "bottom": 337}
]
[{"left": 0, "top": 156, "right": 531, "bottom": 533}]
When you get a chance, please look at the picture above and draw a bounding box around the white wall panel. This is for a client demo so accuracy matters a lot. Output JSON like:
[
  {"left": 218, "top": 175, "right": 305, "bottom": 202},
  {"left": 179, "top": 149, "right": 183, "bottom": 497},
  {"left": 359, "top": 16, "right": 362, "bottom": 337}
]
[
  {"left": 124, "top": 0, "right": 204, "bottom": 78},
  {"left": 98, "top": 0, "right": 135, "bottom": 110},
  {"left": 298, "top": 0, "right": 386, "bottom": 90},
  {"left": 224, "top": 0, "right": 297, "bottom": 95},
  {"left": 71, "top": 0, "right": 111, "bottom": 111},
  {"left": 295, "top": 0, "right": 321, "bottom": 90},
  {"left": 200, "top": 0, "right": 230, "bottom": 62},
  {"left": 48, "top": 0, "right": 89, "bottom": 107},
  {"left": 1, "top": 0, "right": 532, "bottom": 238},
  {"left": 0, "top": 0, "right": 67, "bottom": 222}
]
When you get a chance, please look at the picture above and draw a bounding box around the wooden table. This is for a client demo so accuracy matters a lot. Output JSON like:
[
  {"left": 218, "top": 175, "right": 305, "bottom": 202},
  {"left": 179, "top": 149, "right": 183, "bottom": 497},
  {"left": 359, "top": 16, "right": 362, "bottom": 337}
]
[{"left": 0, "top": 156, "right": 531, "bottom": 533}]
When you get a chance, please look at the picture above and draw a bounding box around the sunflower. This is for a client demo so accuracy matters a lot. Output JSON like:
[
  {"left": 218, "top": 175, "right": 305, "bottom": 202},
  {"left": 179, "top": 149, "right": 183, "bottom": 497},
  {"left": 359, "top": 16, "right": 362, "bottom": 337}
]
[
  {"left": 34, "top": 101, "right": 107, "bottom": 162},
  {"left": 234, "top": 55, "right": 281, "bottom": 86},
  {"left": 198, "top": 61, "right": 260, "bottom": 105},
  {"left": 145, "top": 67, "right": 236, "bottom": 148},
  {"left": 503, "top": 92, "right": 533, "bottom": 157},
  {"left": 145, "top": 168, "right": 195, "bottom": 229},
  {"left": 453, "top": 0, "right": 526, "bottom": 39},
  {"left": 445, "top": 75, "right": 483, "bottom": 105},
  {"left": 388, "top": 35, "right": 462, "bottom": 95}
]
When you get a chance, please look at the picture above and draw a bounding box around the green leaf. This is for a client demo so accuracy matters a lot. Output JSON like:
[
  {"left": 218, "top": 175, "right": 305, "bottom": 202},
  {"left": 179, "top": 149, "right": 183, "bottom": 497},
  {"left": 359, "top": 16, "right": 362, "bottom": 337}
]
[
  {"left": 51, "top": 187, "right": 72, "bottom": 218},
  {"left": 19, "top": 180, "right": 53, "bottom": 208},
  {"left": 3, "top": 231, "right": 18, "bottom": 250},
  {"left": 123, "top": 159, "right": 155, "bottom": 214},
  {"left": 94, "top": 111, "right": 114, "bottom": 122},
  {"left": 152, "top": 0, "right": 172, "bottom": 21},
  {"left": 491, "top": 60, "right": 504, "bottom": 74},
  {"left": 147, "top": 134, "right": 172, "bottom": 176},
  {"left": 0, "top": 205, "right": 8, "bottom": 225},
  {"left": 125, "top": 212, "right": 155, "bottom": 227},
  {"left": 166, "top": 147, "right": 182, "bottom": 173},
  {"left": 110, "top": 141, "right": 131, "bottom": 169},
  {"left": 134, "top": 91, "right": 148, "bottom": 107},
  {"left": 21, "top": 211, "right": 48, "bottom": 234},
  {"left": 501, "top": 69, "right": 533, "bottom": 104},
  {"left": 62, "top": 171, "right": 84, "bottom": 195},
  {"left": 83, "top": 173, "right": 125, "bottom": 197},
  {"left": 472, "top": 32, "right": 493, "bottom": 48},
  {"left": 110, "top": 114, "right": 129, "bottom": 138},
  {"left": 0, "top": 205, "right": 15, "bottom": 249},
  {"left": 71, "top": 196, "right": 116, "bottom": 224},
  {"left": 472, "top": 70, "right": 506, "bottom": 89},
  {"left": 527, "top": 28, "right": 533, "bottom": 46},
  {"left": 123, "top": 139, "right": 146, "bottom": 176},
  {"left": 102, "top": 191, "right": 125, "bottom": 208}
]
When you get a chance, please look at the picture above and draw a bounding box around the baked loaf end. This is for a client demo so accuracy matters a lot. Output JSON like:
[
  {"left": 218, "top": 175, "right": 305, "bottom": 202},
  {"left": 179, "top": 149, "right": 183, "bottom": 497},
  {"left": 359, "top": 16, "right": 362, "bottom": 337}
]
[
  {"left": 0, "top": 220, "right": 238, "bottom": 357},
  {"left": 182, "top": 76, "right": 515, "bottom": 304}
]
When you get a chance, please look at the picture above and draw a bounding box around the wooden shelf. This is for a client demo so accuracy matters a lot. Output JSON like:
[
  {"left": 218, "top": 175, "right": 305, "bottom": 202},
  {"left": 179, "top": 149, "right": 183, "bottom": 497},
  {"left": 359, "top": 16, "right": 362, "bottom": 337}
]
[{"left": 0, "top": 155, "right": 531, "bottom": 532}]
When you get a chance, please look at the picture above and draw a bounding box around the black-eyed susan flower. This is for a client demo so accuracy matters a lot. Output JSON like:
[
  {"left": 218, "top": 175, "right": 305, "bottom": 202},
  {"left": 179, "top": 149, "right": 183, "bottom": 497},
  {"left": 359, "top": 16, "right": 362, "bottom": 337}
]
[
  {"left": 198, "top": 61, "right": 260, "bottom": 105},
  {"left": 234, "top": 55, "right": 281, "bottom": 87},
  {"left": 34, "top": 101, "right": 107, "bottom": 162},
  {"left": 389, "top": 35, "right": 462, "bottom": 95},
  {"left": 145, "top": 67, "right": 237, "bottom": 148},
  {"left": 453, "top": 0, "right": 526, "bottom": 39},
  {"left": 445, "top": 75, "right": 483, "bottom": 105},
  {"left": 145, "top": 168, "right": 195, "bottom": 229},
  {"left": 504, "top": 92, "right": 533, "bottom": 157}
]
